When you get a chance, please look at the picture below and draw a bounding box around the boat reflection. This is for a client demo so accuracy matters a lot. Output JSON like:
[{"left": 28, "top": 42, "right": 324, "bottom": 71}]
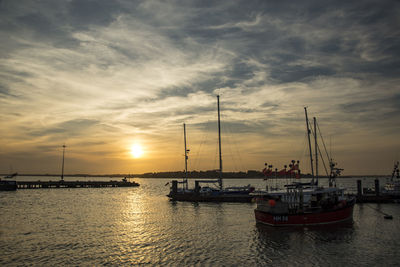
[{"left": 254, "top": 221, "right": 355, "bottom": 265}]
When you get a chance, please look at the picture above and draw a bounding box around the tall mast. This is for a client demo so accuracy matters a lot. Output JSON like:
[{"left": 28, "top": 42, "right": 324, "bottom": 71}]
[
  {"left": 217, "top": 95, "right": 223, "bottom": 190},
  {"left": 183, "top": 123, "right": 188, "bottom": 190},
  {"left": 61, "top": 144, "right": 66, "bottom": 181},
  {"left": 314, "top": 117, "right": 318, "bottom": 184},
  {"left": 304, "top": 107, "right": 314, "bottom": 184}
]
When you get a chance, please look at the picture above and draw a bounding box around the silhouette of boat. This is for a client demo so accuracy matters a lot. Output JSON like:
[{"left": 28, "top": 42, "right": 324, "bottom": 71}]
[
  {"left": 0, "top": 172, "right": 18, "bottom": 191},
  {"left": 167, "top": 95, "right": 254, "bottom": 202},
  {"left": 382, "top": 161, "right": 400, "bottom": 195}
]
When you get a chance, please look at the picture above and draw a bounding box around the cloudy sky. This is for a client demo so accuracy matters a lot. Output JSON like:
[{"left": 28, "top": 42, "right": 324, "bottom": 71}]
[{"left": 0, "top": 0, "right": 399, "bottom": 175}]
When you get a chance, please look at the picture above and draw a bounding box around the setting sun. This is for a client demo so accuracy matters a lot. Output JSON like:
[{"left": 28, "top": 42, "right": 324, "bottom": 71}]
[{"left": 130, "top": 144, "right": 144, "bottom": 158}]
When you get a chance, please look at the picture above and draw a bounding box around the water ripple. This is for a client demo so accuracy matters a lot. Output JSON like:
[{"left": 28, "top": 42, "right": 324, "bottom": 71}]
[{"left": 1, "top": 178, "right": 400, "bottom": 265}]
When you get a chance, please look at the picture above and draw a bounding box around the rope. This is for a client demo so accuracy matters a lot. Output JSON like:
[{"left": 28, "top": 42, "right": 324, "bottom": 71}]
[
  {"left": 317, "top": 122, "right": 331, "bottom": 164},
  {"left": 364, "top": 203, "right": 393, "bottom": 219},
  {"left": 222, "top": 117, "right": 244, "bottom": 172},
  {"left": 309, "top": 120, "right": 329, "bottom": 177},
  {"left": 191, "top": 120, "right": 211, "bottom": 170}
]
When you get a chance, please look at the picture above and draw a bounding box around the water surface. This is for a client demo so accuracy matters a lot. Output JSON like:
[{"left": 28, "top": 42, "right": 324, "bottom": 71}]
[{"left": 1, "top": 177, "right": 399, "bottom": 266}]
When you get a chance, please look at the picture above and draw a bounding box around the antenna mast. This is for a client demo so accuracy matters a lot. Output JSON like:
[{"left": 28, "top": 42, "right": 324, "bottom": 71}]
[
  {"left": 183, "top": 123, "right": 188, "bottom": 190},
  {"left": 61, "top": 144, "right": 66, "bottom": 181},
  {"left": 217, "top": 95, "right": 223, "bottom": 190},
  {"left": 314, "top": 117, "right": 318, "bottom": 185}
]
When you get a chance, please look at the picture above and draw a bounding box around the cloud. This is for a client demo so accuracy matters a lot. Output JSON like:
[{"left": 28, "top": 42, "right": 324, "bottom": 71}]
[
  {"left": 340, "top": 93, "right": 400, "bottom": 134},
  {"left": 0, "top": 84, "right": 12, "bottom": 97},
  {"left": 0, "top": 0, "right": 399, "bottom": 174},
  {"left": 28, "top": 119, "right": 100, "bottom": 138}
]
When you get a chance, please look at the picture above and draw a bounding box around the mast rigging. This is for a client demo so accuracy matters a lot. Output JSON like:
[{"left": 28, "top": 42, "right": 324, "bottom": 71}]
[{"left": 304, "top": 107, "right": 314, "bottom": 184}]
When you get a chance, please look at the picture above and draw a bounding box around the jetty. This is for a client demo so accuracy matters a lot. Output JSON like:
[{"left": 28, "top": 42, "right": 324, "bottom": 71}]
[
  {"left": 16, "top": 179, "right": 139, "bottom": 189},
  {"left": 353, "top": 179, "right": 400, "bottom": 203},
  {"left": 5, "top": 144, "right": 140, "bottom": 190}
]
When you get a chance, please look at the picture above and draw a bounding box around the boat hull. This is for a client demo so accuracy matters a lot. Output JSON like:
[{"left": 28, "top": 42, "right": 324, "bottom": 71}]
[{"left": 255, "top": 203, "right": 354, "bottom": 226}]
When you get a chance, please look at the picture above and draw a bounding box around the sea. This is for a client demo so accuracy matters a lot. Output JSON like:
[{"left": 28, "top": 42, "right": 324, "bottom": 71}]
[{"left": 1, "top": 176, "right": 399, "bottom": 266}]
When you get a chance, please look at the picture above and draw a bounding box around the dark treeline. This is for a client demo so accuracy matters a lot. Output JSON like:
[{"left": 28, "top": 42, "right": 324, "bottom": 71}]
[
  {"left": 137, "top": 171, "right": 363, "bottom": 179},
  {"left": 10, "top": 172, "right": 374, "bottom": 178},
  {"left": 140, "top": 170, "right": 265, "bottom": 179},
  {"left": 137, "top": 170, "right": 326, "bottom": 179},
  {"left": 11, "top": 171, "right": 264, "bottom": 178}
]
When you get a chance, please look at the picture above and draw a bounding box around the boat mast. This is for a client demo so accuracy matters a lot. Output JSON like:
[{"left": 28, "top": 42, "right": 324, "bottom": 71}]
[
  {"left": 217, "top": 95, "right": 223, "bottom": 190},
  {"left": 304, "top": 107, "right": 314, "bottom": 184},
  {"left": 314, "top": 117, "right": 318, "bottom": 185},
  {"left": 183, "top": 123, "right": 188, "bottom": 190},
  {"left": 61, "top": 144, "right": 66, "bottom": 181}
]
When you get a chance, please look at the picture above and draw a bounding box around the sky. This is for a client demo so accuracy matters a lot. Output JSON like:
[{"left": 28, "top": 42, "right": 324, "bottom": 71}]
[{"left": 0, "top": 0, "right": 399, "bottom": 175}]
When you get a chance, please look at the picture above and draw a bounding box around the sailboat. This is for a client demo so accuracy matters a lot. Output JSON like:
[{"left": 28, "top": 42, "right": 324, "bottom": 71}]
[
  {"left": 167, "top": 95, "right": 255, "bottom": 202},
  {"left": 254, "top": 108, "right": 355, "bottom": 226}
]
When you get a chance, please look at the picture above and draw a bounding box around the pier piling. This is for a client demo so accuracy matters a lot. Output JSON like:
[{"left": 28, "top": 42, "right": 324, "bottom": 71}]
[
  {"left": 374, "top": 179, "right": 380, "bottom": 196},
  {"left": 357, "top": 180, "right": 362, "bottom": 198}
]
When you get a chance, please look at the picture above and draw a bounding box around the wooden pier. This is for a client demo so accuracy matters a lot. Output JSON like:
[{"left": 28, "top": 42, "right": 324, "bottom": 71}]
[
  {"left": 354, "top": 179, "right": 400, "bottom": 203},
  {"left": 16, "top": 180, "right": 140, "bottom": 189},
  {"left": 355, "top": 193, "right": 400, "bottom": 203}
]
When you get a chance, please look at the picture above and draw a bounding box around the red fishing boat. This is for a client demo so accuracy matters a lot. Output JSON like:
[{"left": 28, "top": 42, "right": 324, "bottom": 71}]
[
  {"left": 254, "top": 107, "right": 355, "bottom": 226},
  {"left": 254, "top": 185, "right": 355, "bottom": 226}
]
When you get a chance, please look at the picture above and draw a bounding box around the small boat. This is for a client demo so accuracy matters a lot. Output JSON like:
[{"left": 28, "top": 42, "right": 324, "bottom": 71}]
[
  {"left": 4, "top": 172, "right": 18, "bottom": 179},
  {"left": 254, "top": 108, "right": 355, "bottom": 226},
  {"left": 0, "top": 172, "right": 18, "bottom": 191},
  {"left": 382, "top": 161, "right": 400, "bottom": 195},
  {"left": 167, "top": 96, "right": 254, "bottom": 202}
]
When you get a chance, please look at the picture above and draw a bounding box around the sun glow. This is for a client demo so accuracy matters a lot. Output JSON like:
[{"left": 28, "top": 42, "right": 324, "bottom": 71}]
[{"left": 130, "top": 144, "right": 144, "bottom": 158}]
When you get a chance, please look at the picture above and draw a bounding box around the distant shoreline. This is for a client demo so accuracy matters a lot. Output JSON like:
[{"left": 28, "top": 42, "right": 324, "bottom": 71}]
[{"left": 1, "top": 173, "right": 390, "bottom": 179}]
